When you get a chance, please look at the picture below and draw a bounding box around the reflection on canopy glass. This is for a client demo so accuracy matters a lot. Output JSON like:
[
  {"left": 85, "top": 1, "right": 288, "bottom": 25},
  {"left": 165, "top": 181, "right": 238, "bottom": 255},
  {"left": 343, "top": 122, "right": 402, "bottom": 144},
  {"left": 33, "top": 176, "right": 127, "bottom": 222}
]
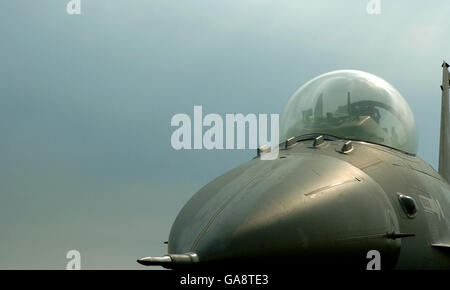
[{"left": 280, "top": 70, "right": 418, "bottom": 154}]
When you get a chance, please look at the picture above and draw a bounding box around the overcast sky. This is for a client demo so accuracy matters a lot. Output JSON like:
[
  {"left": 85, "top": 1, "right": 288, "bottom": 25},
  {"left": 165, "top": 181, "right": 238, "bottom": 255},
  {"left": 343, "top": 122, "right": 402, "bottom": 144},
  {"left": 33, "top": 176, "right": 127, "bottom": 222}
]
[{"left": 1, "top": 0, "right": 449, "bottom": 269}]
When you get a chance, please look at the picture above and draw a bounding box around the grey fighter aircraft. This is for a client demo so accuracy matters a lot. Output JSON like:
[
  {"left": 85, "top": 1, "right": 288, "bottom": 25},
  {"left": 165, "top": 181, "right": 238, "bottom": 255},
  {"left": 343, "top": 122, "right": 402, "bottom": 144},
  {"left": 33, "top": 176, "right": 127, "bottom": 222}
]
[{"left": 138, "top": 64, "right": 450, "bottom": 269}]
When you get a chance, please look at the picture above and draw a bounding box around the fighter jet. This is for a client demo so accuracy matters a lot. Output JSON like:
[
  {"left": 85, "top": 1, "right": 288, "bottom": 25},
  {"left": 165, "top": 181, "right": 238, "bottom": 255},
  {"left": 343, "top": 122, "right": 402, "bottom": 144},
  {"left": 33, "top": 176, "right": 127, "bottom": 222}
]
[{"left": 138, "top": 63, "right": 450, "bottom": 270}]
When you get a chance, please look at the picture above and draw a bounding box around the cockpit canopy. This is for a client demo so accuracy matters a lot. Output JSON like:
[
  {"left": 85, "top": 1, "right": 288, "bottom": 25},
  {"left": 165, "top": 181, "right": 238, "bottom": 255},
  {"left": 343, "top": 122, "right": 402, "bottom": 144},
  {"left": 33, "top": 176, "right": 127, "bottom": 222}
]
[{"left": 280, "top": 70, "right": 418, "bottom": 154}]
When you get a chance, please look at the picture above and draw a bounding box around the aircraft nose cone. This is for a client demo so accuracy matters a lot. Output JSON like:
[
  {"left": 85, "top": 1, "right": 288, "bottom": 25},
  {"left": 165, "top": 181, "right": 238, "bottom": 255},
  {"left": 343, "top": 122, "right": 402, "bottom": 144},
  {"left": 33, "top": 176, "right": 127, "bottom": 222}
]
[{"left": 168, "top": 153, "right": 401, "bottom": 269}]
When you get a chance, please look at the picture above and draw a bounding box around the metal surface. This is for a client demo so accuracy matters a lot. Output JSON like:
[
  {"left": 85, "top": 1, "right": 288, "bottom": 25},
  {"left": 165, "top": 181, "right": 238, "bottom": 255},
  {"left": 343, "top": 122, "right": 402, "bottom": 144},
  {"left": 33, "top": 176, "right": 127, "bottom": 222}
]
[{"left": 439, "top": 62, "right": 450, "bottom": 183}]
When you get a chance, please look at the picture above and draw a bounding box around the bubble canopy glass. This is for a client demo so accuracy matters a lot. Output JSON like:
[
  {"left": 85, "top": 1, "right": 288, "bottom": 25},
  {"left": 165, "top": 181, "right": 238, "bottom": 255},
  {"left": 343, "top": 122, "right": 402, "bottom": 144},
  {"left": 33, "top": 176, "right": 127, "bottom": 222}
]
[{"left": 280, "top": 70, "right": 418, "bottom": 154}]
